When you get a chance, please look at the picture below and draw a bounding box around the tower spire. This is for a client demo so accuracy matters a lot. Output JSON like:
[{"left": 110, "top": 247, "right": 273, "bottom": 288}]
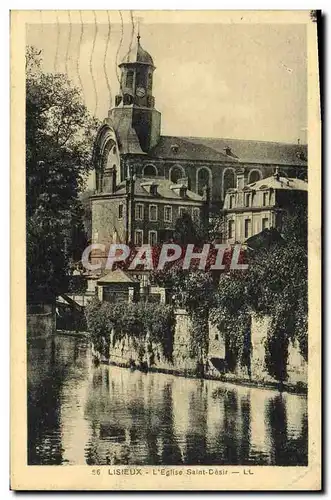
[{"left": 136, "top": 16, "right": 142, "bottom": 43}]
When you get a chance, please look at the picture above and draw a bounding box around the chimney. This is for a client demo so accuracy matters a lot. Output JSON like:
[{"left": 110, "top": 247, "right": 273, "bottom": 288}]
[
  {"left": 274, "top": 167, "right": 280, "bottom": 182},
  {"left": 236, "top": 168, "right": 246, "bottom": 190}
]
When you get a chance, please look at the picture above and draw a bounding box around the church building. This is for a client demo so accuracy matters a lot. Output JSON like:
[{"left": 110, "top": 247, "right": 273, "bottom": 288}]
[{"left": 91, "top": 34, "right": 307, "bottom": 247}]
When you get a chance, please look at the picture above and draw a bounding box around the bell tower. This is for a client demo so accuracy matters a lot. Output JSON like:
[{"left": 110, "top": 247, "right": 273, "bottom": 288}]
[{"left": 110, "top": 34, "right": 161, "bottom": 153}]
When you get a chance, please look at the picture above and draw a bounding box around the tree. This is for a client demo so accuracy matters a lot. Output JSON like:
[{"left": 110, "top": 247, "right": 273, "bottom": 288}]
[
  {"left": 173, "top": 212, "right": 200, "bottom": 245},
  {"left": 26, "top": 46, "right": 99, "bottom": 302}
]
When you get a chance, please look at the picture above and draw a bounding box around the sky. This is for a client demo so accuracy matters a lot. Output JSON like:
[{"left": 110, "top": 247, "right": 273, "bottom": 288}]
[{"left": 26, "top": 11, "right": 308, "bottom": 144}]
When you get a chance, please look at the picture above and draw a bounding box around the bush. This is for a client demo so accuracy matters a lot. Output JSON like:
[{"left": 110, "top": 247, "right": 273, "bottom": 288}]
[{"left": 85, "top": 298, "right": 175, "bottom": 362}]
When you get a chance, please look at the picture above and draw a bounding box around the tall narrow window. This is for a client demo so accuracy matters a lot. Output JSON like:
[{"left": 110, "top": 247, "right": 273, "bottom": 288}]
[
  {"left": 135, "top": 203, "right": 144, "bottom": 220},
  {"left": 118, "top": 204, "right": 123, "bottom": 220},
  {"left": 136, "top": 70, "right": 145, "bottom": 88},
  {"left": 244, "top": 219, "right": 251, "bottom": 238},
  {"left": 197, "top": 168, "right": 211, "bottom": 196},
  {"left": 263, "top": 192, "right": 269, "bottom": 206},
  {"left": 164, "top": 206, "right": 172, "bottom": 223},
  {"left": 126, "top": 71, "right": 134, "bottom": 87},
  {"left": 147, "top": 73, "right": 153, "bottom": 90},
  {"left": 149, "top": 230, "right": 157, "bottom": 247},
  {"left": 178, "top": 207, "right": 186, "bottom": 218},
  {"left": 192, "top": 207, "right": 200, "bottom": 221},
  {"left": 134, "top": 230, "right": 143, "bottom": 246},
  {"left": 228, "top": 220, "right": 235, "bottom": 239},
  {"left": 262, "top": 217, "right": 269, "bottom": 230},
  {"left": 229, "top": 195, "right": 235, "bottom": 209},
  {"left": 223, "top": 170, "right": 236, "bottom": 198},
  {"left": 149, "top": 204, "right": 158, "bottom": 221},
  {"left": 245, "top": 193, "right": 250, "bottom": 207}
]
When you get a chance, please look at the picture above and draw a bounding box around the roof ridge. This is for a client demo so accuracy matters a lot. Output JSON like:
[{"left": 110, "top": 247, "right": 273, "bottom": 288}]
[
  {"left": 157, "top": 135, "right": 235, "bottom": 160},
  {"left": 161, "top": 135, "right": 307, "bottom": 147}
]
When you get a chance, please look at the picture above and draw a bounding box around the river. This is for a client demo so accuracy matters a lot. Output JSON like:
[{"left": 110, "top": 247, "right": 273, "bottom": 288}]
[{"left": 27, "top": 334, "right": 308, "bottom": 466}]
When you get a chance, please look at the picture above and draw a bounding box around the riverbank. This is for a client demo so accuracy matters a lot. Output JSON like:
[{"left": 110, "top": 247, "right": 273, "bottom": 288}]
[{"left": 96, "top": 356, "right": 307, "bottom": 396}]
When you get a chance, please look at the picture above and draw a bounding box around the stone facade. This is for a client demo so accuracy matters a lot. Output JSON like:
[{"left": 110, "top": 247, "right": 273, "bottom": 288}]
[
  {"left": 223, "top": 170, "right": 308, "bottom": 243},
  {"left": 91, "top": 176, "right": 207, "bottom": 252}
]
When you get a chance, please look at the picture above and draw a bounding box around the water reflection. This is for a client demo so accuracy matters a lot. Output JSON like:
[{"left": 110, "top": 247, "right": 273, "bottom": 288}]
[{"left": 28, "top": 335, "right": 308, "bottom": 466}]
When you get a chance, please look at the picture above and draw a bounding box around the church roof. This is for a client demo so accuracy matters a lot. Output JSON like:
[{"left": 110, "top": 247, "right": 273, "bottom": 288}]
[
  {"left": 148, "top": 135, "right": 307, "bottom": 166},
  {"left": 120, "top": 35, "right": 154, "bottom": 67},
  {"left": 114, "top": 177, "right": 204, "bottom": 202},
  {"left": 149, "top": 136, "right": 236, "bottom": 162}
]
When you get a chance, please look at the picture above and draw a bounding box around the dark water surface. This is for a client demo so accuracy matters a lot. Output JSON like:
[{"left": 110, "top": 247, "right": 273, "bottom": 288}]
[{"left": 27, "top": 335, "right": 308, "bottom": 466}]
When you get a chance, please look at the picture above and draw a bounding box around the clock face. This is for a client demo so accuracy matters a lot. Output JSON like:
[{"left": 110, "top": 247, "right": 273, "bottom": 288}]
[{"left": 136, "top": 86, "right": 146, "bottom": 98}]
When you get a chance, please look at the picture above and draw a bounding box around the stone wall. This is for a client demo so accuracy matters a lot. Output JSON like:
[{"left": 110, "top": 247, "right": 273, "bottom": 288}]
[
  {"left": 105, "top": 308, "right": 197, "bottom": 375},
  {"left": 91, "top": 197, "right": 126, "bottom": 247},
  {"left": 250, "top": 313, "right": 307, "bottom": 385},
  {"left": 94, "top": 307, "right": 307, "bottom": 389},
  {"left": 250, "top": 314, "right": 274, "bottom": 382}
]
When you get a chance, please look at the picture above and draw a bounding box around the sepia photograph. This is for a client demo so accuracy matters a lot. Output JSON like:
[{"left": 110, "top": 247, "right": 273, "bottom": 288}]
[{"left": 11, "top": 9, "right": 321, "bottom": 490}]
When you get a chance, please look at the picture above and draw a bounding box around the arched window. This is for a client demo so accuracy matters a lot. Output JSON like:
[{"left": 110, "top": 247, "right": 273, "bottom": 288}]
[
  {"left": 197, "top": 167, "right": 211, "bottom": 196},
  {"left": 170, "top": 165, "right": 185, "bottom": 184},
  {"left": 105, "top": 140, "right": 118, "bottom": 170},
  {"left": 223, "top": 169, "right": 236, "bottom": 198},
  {"left": 143, "top": 164, "right": 157, "bottom": 177},
  {"left": 248, "top": 170, "right": 262, "bottom": 184}
]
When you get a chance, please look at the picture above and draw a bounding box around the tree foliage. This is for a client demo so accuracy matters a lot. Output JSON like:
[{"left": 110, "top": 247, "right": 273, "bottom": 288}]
[
  {"left": 26, "top": 46, "right": 99, "bottom": 302},
  {"left": 85, "top": 298, "right": 175, "bottom": 362}
]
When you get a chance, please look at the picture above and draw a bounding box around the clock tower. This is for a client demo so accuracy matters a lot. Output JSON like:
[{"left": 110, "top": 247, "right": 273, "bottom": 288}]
[{"left": 110, "top": 34, "right": 161, "bottom": 154}]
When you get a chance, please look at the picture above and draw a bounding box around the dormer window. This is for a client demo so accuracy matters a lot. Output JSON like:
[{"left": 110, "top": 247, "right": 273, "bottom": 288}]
[
  {"left": 170, "top": 184, "right": 187, "bottom": 197},
  {"left": 223, "top": 146, "right": 238, "bottom": 159},
  {"left": 150, "top": 185, "right": 158, "bottom": 196},
  {"left": 141, "top": 180, "right": 158, "bottom": 195}
]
